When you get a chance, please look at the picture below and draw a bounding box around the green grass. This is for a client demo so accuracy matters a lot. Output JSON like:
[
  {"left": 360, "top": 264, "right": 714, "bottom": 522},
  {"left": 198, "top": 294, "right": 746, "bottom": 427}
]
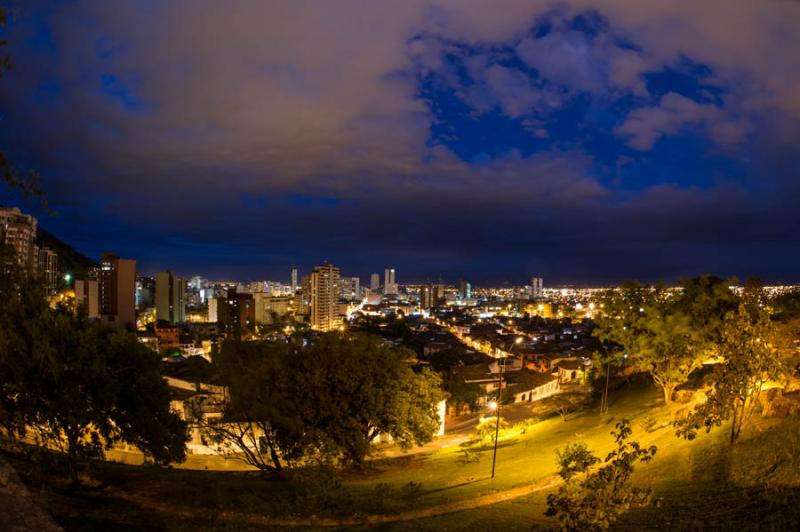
[{"left": 6, "top": 379, "right": 800, "bottom": 530}]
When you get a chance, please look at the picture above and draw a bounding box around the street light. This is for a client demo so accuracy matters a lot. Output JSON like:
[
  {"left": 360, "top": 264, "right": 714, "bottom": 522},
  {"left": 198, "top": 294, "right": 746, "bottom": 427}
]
[{"left": 490, "top": 336, "right": 523, "bottom": 479}]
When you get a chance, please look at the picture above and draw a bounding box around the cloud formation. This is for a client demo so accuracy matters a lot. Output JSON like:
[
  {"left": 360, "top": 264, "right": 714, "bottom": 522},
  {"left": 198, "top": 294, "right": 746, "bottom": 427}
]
[{"left": 1, "top": 0, "right": 799, "bottom": 283}]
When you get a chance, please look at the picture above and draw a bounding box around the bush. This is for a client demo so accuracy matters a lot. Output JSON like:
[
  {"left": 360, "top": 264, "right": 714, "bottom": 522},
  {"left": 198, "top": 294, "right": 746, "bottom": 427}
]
[{"left": 475, "top": 417, "right": 509, "bottom": 445}]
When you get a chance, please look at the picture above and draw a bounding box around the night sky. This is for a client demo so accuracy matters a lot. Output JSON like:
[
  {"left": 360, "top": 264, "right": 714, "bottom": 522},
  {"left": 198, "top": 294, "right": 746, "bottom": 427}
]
[{"left": 1, "top": 1, "right": 799, "bottom": 285}]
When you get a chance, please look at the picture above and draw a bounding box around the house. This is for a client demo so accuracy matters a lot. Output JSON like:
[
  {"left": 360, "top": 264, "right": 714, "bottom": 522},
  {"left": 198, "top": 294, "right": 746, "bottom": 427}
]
[
  {"left": 556, "top": 358, "right": 591, "bottom": 384},
  {"left": 504, "top": 370, "right": 560, "bottom": 403}
]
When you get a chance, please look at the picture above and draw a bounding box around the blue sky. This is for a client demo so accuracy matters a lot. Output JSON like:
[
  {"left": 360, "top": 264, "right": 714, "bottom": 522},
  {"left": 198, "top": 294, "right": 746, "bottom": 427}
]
[{"left": 1, "top": 1, "right": 799, "bottom": 284}]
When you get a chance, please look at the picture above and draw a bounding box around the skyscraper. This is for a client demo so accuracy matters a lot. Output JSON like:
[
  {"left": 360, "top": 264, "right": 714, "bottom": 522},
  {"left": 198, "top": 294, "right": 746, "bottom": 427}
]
[
  {"left": 370, "top": 272, "right": 380, "bottom": 291},
  {"left": 310, "top": 263, "right": 340, "bottom": 331},
  {"left": 419, "top": 284, "right": 433, "bottom": 309},
  {"left": 291, "top": 266, "right": 298, "bottom": 293},
  {"left": 459, "top": 279, "right": 471, "bottom": 300},
  {"left": 384, "top": 267, "right": 397, "bottom": 295},
  {"left": 217, "top": 287, "right": 255, "bottom": 336},
  {"left": 340, "top": 276, "right": 360, "bottom": 301},
  {"left": 155, "top": 270, "right": 187, "bottom": 324},
  {"left": 433, "top": 283, "right": 446, "bottom": 306},
  {"left": 530, "top": 277, "right": 544, "bottom": 298},
  {"left": 0, "top": 207, "right": 37, "bottom": 269},
  {"left": 37, "top": 247, "right": 59, "bottom": 293},
  {"left": 99, "top": 252, "right": 136, "bottom": 329},
  {"left": 74, "top": 279, "right": 99, "bottom": 319},
  {"left": 135, "top": 276, "right": 155, "bottom": 309}
]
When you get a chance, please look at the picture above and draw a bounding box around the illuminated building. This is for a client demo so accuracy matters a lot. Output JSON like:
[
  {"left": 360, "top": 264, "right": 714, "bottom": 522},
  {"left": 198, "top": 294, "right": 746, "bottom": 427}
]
[
  {"left": 254, "top": 293, "right": 294, "bottom": 324},
  {"left": 310, "top": 262, "right": 341, "bottom": 331},
  {"left": 74, "top": 279, "right": 99, "bottom": 318},
  {"left": 291, "top": 266, "right": 298, "bottom": 293},
  {"left": 156, "top": 270, "right": 187, "bottom": 324},
  {"left": 99, "top": 252, "right": 136, "bottom": 329},
  {"left": 154, "top": 321, "right": 180, "bottom": 353},
  {"left": 370, "top": 272, "right": 380, "bottom": 291},
  {"left": 419, "top": 284, "right": 433, "bottom": 309},
  {"left": 207, "top": 297, "right": 218, "bottom": 322},
  {"left": 459, "top": 279, "right": 472, "bottom": 300},
  {"left": 433, "top": 283, "right": 446, "bottom": 306},
  {"left": 0, "top": 207, "right": 37, "bottom": 269},
  {"left": 217, "top": 288, "right": 254, "bottom": 336},
  {"left": 36, "top": 247, "right": 59, "bottom": 293},
  {"left": 136, "top": 276, "right": 155, "bottom": 308},
  {"left": 340, "top": 276, "right": 360, "bottom": 301},
  {"left": 530, "top": 277, "right": 544, "bottom": 298},
  {"left": 384, "top": 267, "right": 397, "bottom": 295}
]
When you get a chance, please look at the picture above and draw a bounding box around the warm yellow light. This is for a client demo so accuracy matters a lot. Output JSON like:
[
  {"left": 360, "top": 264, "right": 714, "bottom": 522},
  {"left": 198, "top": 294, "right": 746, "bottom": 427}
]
[
  {"left": 515, "top": 337, "right": 523, "bottom": 344},
  {"left": 488, "top": 400, "right": 498, "bottom": 411}
]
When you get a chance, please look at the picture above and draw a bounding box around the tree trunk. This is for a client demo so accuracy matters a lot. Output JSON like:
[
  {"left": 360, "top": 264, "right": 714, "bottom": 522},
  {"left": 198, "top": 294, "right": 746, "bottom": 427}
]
[
  {"left": 601, "top": 362, "right": 611, "bottom": 413},
  {"left": 730, "top": 402, "right": 739, "bottom": 444},
  {"left": 264, "top": 434, "right": 283, "bottom": 472},
  {"left": 662, "top": 384, "right": 674, "bottom": 405},
  {"left": 66, "top": 431, "right": 80, "bottom": 486}
]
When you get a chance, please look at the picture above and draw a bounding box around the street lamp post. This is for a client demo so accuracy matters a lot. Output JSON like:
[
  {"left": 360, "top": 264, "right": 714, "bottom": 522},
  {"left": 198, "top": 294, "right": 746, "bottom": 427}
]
[{"left": 490, "top": 336, "right": 523, "bottom": 479}]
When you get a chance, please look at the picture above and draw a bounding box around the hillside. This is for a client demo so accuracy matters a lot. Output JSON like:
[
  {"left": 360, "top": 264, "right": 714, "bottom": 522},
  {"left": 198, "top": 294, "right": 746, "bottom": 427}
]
[
  {"left": 3, "top": 380, "right": 799, "bottom": 530},
  {"left": 36, "top": 227, "right": 97, "bottom": 279}
]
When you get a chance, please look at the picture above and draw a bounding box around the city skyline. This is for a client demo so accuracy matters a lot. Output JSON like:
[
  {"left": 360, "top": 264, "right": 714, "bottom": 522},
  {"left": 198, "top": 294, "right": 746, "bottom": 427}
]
[{"left": 2, "top": 2, "right": 799, "bottom": 284}]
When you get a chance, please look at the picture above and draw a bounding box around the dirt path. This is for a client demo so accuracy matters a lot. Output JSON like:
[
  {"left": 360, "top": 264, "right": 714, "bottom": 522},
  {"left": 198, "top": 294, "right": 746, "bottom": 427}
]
[{"left": 114, "top": 474, "right": 561, "bottom": 528}]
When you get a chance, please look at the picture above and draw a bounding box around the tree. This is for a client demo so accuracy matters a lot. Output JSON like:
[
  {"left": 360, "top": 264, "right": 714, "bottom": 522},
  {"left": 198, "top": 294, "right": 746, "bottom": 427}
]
[
  {"left": 0, "top": 243, "right": 50, "bottom": 438},
  {"left": 193, "top": 339, "right": 304, "bottom": 473},
  {"left": 593, "top": 277, "right": 736, "bottom": 404},
  {"left": 295, "top": 333, "right": 445, "bottom": 466},
  {"left": 1, "top": 260, "right": 187, "bottom": 483},
  {"left": 545, "top": 420, "right": 657, "bottom": 531},
  {"left": 198, "top": 333, "right": 446, "bottom": 469},
  {"left": 676, "top": 289, "right": 784, "bottom": 444},
  {"left": 443, "top": 373, "right": 482, "bottom": 413},
  {"left": 20, "top": 313, "right": 188, "bottom": 481},
  {"left": 475, "top": 416, "right": 509, "bottom": 445}
]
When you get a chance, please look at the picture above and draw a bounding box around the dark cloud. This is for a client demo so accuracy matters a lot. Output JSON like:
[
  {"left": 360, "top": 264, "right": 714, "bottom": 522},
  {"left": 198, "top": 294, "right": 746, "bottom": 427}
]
[{"left": 1, "top": 0, "right": 799, "bottom": 284}]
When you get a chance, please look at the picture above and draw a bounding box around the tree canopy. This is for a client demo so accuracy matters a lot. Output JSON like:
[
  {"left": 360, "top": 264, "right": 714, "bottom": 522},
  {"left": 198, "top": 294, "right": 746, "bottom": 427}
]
[
  {"left": 593, "top": 276, "right": 737, "bottom": 403},
  {"left": 198, "top": 333, "right": 445, "bottom": 470},
  {"left": 0, "top": 245, "right": 187, "bottom": 481}
]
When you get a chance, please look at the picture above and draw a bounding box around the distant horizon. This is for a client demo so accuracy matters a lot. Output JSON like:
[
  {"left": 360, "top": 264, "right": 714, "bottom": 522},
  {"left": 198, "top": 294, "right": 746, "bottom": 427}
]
[{"left": 28, "top": 209, "right": 797, "bottom": 290}]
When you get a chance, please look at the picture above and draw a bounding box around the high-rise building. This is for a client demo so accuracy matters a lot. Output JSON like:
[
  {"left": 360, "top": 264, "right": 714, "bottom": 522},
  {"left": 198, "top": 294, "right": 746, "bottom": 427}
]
[
  {"left": 370, "top": 272, "right": 380, "bottom": 291},
  {"left": 340, "top": 276, "right": 360, "bottom": 301},
  {"left": 291, "top": 266, "right": 298, "bottom": 293},
  {"left": 419, "top": 284, "right": 433, "bottom": 309},
  {"left": 254, "top": 293, "right": 294, "bottom": 324},
  {"left": 135, "top": 276, "right": 155, "bottom": 309},
  {"left": 384, "top": 268, "right": 397, "bottom": 295},
  {"left": 37, "top": 247, "right": 59, "bottom": 293},
  {"left": 0, "top": 207, "right": 37, "bottom": 269},
  {"left": 530, "top": 277, "right": 544, "bottom": 298},
  {"left": 433, "top": 283, "right": 446, "bottom": 306},
  {"left": 208, "top": 297, "right": 218, "bottom": 323},
  {"left": 310, "top": 263, "right": 340, "bottom": 331},
  {"left": 74, "top": 279, "right": 99, "bottom": 319},
  {"left": 459, "top": 279, "right": 471, "bottom": 300},
  {"left": 217, "top": 288, "right": 255, "bottom": 336},
  {"left": 155, "top": 271, "right": 187, "bottom": 324},
  {"left": 99, "top": 252, "right": 136, "bottom": 329}
]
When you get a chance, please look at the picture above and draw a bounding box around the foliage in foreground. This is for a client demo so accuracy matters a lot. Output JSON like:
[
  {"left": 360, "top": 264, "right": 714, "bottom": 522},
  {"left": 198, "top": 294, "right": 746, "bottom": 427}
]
[
  {"left": 545, "top": 420, "right": 657, "bottom": 531},
  {"left": 0, "top": 245, "right": 187, "bottom": 481},
  {"left": 676, "top": 287, "right": 784, "bottom": 444},
  {"left": 592, "top": 276, "right": 738, "bottom": 405},
  {"left": 196, "top": 333, "right": 446, "bottom": 470}
]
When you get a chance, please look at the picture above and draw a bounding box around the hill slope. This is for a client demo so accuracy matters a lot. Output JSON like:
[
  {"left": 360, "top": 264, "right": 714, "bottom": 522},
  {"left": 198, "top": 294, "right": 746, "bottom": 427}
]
[{"left": 36, "top": 227, "right": 97, "bottom": 278}]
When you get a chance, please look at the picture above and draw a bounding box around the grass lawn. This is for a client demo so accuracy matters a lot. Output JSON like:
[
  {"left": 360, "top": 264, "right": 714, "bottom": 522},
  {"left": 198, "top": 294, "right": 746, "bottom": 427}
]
[{"left": 6, "top": 378, "right": 800, "bottom": 530}]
